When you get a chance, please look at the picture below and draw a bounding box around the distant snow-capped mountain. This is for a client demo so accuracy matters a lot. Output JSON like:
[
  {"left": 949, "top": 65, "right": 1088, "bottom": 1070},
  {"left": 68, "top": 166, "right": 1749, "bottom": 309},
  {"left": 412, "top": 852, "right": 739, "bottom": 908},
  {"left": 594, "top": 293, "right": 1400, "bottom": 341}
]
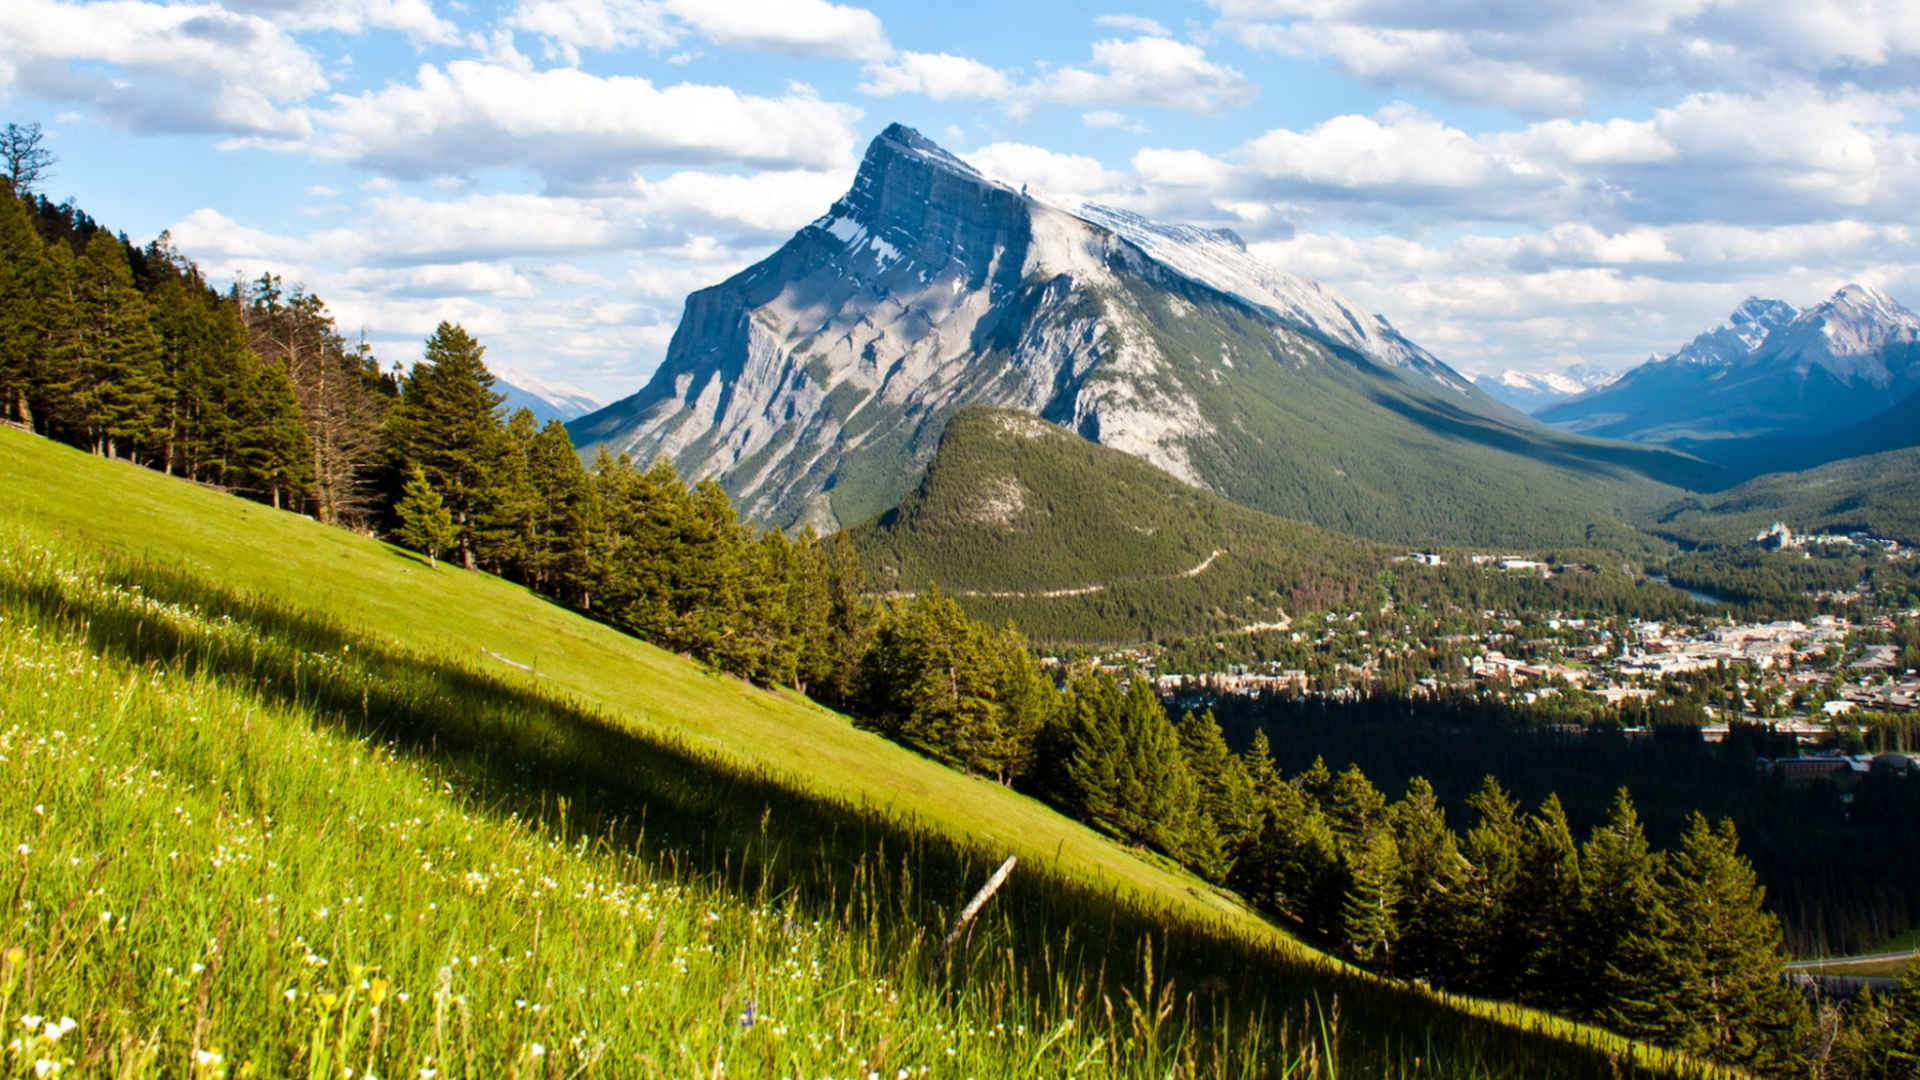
[
  {"left": 491, "top": 365, "right": 603, "bottom": 424},
  {"left": 1539, "top": 287, "right": 1920, "bottom": 445},
  {"left": 1471, "top": 365, "right": 1619, "bottom": 414}
]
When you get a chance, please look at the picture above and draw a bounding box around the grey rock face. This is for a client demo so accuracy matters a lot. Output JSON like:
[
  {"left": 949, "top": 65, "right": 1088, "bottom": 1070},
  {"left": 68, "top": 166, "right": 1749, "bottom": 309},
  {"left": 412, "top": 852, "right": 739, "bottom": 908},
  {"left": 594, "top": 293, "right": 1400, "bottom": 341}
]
[{"left": 570, "top": 124, "right": 1672, "bottom": 540}]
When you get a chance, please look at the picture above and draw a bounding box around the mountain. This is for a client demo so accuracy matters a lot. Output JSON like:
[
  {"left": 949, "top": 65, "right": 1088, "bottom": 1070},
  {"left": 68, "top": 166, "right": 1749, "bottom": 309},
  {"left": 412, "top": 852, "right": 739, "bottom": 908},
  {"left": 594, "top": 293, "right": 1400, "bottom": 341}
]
[
  {"left": 571, "top": 123, "right": 1719, "bottom": 547},
  {"left": 855, "top": 406, "right": 1394, "bottom": 642},
  {"left": 1472, "top": 365, "right": 1619, "bottom": 414},
  {"left": 492, "top": 363, "right": 602, "bottom": 423},
  {"left": 1539, "top": 290, "right": 1919, "bottom": 454},
  {"left": 1651, "top": 446, "right": 1920, "bottom": 548}
]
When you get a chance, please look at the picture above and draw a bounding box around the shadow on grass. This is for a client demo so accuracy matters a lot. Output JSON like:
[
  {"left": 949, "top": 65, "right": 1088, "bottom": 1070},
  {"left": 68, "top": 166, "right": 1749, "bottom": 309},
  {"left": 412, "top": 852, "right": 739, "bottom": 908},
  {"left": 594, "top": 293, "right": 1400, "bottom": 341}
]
[{"left": 0, "top": 545, "right": 1731, "bottom": 1079}]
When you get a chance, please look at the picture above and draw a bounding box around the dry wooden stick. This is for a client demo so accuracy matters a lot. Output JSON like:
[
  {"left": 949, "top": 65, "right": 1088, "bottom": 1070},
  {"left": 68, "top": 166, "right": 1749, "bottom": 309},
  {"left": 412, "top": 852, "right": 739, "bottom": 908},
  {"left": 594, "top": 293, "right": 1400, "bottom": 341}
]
[{"left": 930, "top": 855, "right": 1017, "bottom": 981}]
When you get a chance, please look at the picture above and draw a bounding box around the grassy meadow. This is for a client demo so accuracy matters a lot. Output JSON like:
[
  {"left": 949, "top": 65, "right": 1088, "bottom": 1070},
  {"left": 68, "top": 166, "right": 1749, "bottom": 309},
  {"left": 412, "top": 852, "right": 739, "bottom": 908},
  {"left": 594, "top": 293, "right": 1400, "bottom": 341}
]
[{"left": 0, "top": 427, "right": 1739, "bottom": 1078}]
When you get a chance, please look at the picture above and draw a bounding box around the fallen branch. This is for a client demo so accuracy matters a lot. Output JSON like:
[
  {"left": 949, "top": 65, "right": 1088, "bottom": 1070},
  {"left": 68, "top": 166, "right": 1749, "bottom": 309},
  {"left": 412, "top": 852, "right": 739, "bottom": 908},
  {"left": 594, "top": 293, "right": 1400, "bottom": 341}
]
[{"left": 929, "top": 855, "right": 1017, "bottom": 981}]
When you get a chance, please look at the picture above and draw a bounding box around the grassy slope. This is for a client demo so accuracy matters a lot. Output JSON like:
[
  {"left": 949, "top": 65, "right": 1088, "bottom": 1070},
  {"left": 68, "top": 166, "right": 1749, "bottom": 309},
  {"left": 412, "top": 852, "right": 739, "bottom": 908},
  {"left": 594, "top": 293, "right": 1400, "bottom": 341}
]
[
  {"left": 1649, "top": 447, "right": 1920, "bottom": 547},
  {"left": 0, "top": 426, "right": 1731, "bottom": 1077},
  {"left": 0, "top": 425, "right": 1254, "bottom": 933}
]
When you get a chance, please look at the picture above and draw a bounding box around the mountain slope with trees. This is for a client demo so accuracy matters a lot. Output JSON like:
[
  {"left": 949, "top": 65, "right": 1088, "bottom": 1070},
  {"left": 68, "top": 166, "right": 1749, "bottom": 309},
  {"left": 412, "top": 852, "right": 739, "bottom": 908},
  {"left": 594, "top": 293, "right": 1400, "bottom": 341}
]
[{"left": 1652, "top": 446, "right": 1920, "bottom": 547}]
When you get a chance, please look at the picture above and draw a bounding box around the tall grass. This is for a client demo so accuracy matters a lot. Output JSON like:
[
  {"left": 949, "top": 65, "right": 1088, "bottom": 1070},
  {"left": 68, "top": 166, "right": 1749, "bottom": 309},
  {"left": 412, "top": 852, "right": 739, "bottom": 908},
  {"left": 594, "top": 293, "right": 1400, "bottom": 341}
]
[{"left": 0, "top": 534, "right": 1736, "bottom": 1078}]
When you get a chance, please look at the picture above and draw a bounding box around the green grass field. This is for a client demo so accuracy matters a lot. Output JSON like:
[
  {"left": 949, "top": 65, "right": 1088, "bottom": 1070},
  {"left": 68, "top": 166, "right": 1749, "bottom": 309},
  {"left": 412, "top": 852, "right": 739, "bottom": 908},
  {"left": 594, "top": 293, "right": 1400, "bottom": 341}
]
[{"left": 0, "top": 426, "right": 1736, "bottom": 1078}]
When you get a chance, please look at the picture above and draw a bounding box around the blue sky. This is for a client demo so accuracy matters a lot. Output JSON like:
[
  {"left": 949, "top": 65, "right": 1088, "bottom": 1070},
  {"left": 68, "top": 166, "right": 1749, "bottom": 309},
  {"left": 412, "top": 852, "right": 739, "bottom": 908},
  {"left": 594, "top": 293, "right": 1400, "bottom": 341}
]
[{"left": 6, "top": 0, "right": 1919, "bottom": 402}]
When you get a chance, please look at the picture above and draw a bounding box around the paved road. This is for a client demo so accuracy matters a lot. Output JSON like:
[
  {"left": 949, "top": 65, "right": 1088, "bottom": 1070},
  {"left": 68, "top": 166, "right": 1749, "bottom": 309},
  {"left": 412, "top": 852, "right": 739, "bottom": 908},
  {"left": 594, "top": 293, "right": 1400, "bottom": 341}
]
[{"left": 1785, "top": 950, "right": 1918, "bottom": 971}]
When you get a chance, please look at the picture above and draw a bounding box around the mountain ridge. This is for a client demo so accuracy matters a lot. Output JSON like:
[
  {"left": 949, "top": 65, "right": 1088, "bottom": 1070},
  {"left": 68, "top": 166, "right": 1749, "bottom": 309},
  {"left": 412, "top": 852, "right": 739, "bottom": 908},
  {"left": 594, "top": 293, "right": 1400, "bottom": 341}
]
[
  {"left": 571, "top": 123, "right": 1719, "bottom": 546},
  {"left": 1540, "top": 288, "right": 1920, "bottom": 452}
]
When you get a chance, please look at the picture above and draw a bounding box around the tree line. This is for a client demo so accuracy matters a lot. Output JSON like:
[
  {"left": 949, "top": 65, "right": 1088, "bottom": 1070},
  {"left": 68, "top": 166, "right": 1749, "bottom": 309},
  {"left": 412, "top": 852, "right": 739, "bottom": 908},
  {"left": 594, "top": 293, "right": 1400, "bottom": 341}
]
[{"left": 0, "top": 181, "right": 392, "bottom": 518}]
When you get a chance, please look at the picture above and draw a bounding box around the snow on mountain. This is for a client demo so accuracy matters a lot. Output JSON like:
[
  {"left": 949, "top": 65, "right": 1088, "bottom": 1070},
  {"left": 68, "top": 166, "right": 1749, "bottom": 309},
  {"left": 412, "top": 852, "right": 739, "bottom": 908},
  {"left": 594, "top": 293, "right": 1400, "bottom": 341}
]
[
  {"left": 1067, "top": 203, "right": 1471, "bottom": 392},
  {"left": 491, "top": 364, "right": 603, "bottom": 424},
  {"left": 1538, "top": 287, "right": 1920, "bottom": 445},
  {"left": 1471, "top": 366, "right": 1619, "bottom": 414},
  {"left": 1660, "top": 297, "right": 1800, "bottom": 368}
]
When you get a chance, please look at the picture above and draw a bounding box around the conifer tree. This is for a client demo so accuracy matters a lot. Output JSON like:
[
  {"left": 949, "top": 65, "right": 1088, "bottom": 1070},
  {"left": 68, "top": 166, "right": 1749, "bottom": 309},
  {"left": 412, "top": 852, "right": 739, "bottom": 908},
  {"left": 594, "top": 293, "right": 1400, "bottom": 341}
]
[
  {"left": 385, "top": 322, "right": 504, "bottom": 567},
  {"left": 1439, "top": 777, "right": 1528, "bottom": 996},
  {"left": 1391, "top": 777, "right": 1461, "bottom": 981},
  {"left": 1243, "top": 778, "right": 1344, "bottom": 935},
  {"left": 73, "top": 232, "right": 165, "bottom": 460},
  {"left": 523, "top": 418, "right": 593, "bottom": 596},
  {"left": 0, "top": 183, "right": 43, "bottom": 425},
  {"left": 395, "top": 465, "right": 458, "bottom": 568},
  {"left": 1513, "top": 795, "right": 1584, "bottom": 1011},
  {"left": 1176, "top": 708, "right": 1259, "bottom": 880},
  {"left": 1062, "top": 670, "right": 1203, "bottom": 858},
  {"left": 245, "top": 275, "right": 390, "bottom": 524},
  {"left": 473, "top": 407, "right": 541, "bottom": 574},
  {"left": 1341, "top": 821, "right": 1402, "bottom": 967},
  {"left": 1579, "top": 789, "right": 1668, "bottom": 1029},
  {"left": 1643, "top": 814, "right": 1804, "bottom": 1071}
]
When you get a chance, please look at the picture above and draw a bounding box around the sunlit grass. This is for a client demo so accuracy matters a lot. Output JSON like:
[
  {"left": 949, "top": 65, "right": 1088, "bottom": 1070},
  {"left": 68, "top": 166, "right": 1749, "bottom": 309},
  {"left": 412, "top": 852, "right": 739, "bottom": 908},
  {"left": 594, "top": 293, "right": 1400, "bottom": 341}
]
[{"left": 0, "top": 427, "right": 1745, "bottom": 1078}]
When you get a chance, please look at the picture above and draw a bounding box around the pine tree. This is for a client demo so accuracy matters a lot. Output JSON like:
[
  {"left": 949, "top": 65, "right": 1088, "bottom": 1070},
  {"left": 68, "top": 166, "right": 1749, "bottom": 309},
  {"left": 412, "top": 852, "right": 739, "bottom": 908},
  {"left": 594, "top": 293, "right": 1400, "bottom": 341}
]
[
  {"left": 1644, "top": 814, "right": 1805, "bottom": 1071},
  {"left": 1438, "top": 777, "right": 1527, "bottom": 996},
  {"left": 395, "top": 465, "right": 458, "bottom": 568},
  {"left": 385, "top": 322, "right": 504, "bottom": 568},
  {"left": 1176, "top": 709, "right": 1258, "bottom": 881},
  {"left": 1243, "top": 778, "right": 1344, "bottom": 935},
  {"left": 523, "top": 418, "right": 593, "bottom": 597},
  {"left": 1513, "top": 794, "right": 1584, "bottom": 1011},
  {"left": 473, "top": 408, "right": 541, "bottom": 575},
  {"left": 1391, "top": 776, "right": 1461, "bottom": 982},
  {"left": 0, "top": 183, "right": 43, "bottom": 425},
  {"left": 1341, "top": 821, "right": 1402, "bottom": 967},
  {"left": 1579, "top": 789, "right": 1669, "bottom": 1031},
  {"left": 245, "top": 276, "right": 390, "bottom": 524},
  {"left": 73, "top": 233, "right": 165, "bottom": 461}
]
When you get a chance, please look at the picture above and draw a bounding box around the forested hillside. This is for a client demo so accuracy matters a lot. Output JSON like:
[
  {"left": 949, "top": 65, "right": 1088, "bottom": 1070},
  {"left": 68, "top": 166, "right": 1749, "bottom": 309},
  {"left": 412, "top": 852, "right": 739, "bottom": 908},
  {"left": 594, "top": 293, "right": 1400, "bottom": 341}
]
[{"left": 1653, "top": 447, "right": 1920, "bottom": 547}]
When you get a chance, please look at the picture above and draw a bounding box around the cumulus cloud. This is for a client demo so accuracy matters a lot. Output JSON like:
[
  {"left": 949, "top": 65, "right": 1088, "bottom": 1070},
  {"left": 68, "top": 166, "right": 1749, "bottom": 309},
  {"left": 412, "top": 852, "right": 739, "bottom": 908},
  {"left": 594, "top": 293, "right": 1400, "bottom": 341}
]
[
  {"left": 258, "top": 55, "right": 863, "bottom": 185},
  {"left": 861, "top": 34, "right": 1253, "bottom": 116},
  {"left": 222, "top": 0, "right": 461, "bottom": 45},
  {"left": 0, "top": 0, "right": 325, "bottom": 136},
  {"left": 965, "top": 142, "right": 1131, "bottom": 202},
  {"left": 1032, "top": 36, "right": 1256, "bottom": 114},
  {"left": 1214, "top": 0, "right": 1920, "bottom": 113},
  {"left": 508, "top": 0, "right": 889, "bottom": 64},
  {"left": 858, "top": 51, "right": 1014, "bottom": 100}
]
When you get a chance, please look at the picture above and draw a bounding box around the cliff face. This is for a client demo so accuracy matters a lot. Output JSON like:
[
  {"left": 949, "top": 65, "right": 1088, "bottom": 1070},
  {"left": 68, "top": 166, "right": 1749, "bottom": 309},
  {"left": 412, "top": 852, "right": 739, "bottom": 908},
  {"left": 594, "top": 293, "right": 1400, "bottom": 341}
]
[{"left": 573, "top": 124, "right": 1703, "bottom": 544}]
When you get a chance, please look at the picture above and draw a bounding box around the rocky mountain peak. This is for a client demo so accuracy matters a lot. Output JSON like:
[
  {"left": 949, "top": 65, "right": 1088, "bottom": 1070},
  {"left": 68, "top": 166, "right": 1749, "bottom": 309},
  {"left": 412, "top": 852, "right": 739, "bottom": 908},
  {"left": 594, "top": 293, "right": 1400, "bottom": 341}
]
[
  {"left": 1659, "top": 296, "right": 1799, "bottom": 367},
  {"left": 1759, "top": 283, "right": 1920, "bottom": 385},
  {"left": 570, "top": 124, "right": 1659, "bottom": 536}
]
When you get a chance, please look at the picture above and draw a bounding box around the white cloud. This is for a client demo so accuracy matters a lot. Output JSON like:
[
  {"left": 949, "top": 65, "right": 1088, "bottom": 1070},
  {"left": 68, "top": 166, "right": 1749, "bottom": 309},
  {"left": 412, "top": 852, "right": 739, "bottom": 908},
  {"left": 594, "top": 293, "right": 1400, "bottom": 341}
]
[
  {"left": 1215, "top": 0, "right": 1920, "bottom": 114},
  {"left": 1095, "top": 14, "right": 1171, "bottom": 37},
  {"left": 222, "top": 0, "right": 461, "bottom": 45},
  {"left": 662, "top": 0, "right": 888, "bottom": 60},
  {"left": 965, "top": 143, "right": 1129, "bottom": 200},
  {"left": 1081, "top": 109, "right": 1148, "bottom": 132},
  {"left": 505, "top": 0, "right": 674, "bottom": 63},
  {"left": 1033, "top": 36, "right": 1256, "bottom": 114},
  {"left": 858, "top": 51, "right": 1014, "bottom": 100},
  {"left": 0, "top": 0, "right": 325, "bottom": 135},
  {"left": 861, "top": 35, "right": 1253, "bottom": 116},
  {"left": 261, "top": 56, "right": 863, "bottom": 185},
  {"left": 509, "top": 0, "right": 888, "bottom": 64}
]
